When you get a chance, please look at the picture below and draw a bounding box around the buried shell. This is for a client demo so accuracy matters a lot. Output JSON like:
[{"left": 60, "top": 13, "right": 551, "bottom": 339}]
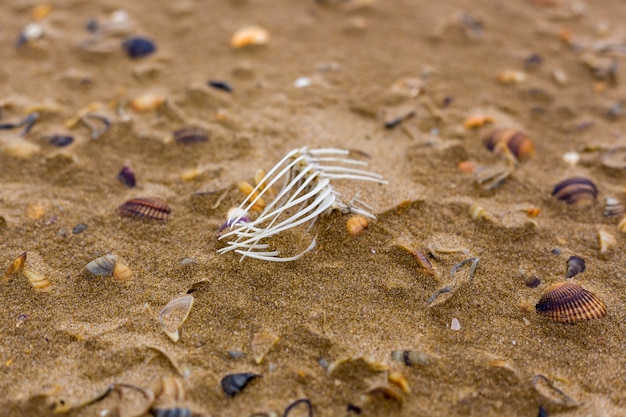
[
  {"left": 122, "top": 36, "right": 156, "bottom": 59},
  {"left": 173, "top": 127, "right": 210, "bottom": 145},
  {"left": 391, "top": 350, "right": 435, "bottom": 367},
  {"left": 118, "top": 197, "right": 171, "bottom": 220},
  {"left": 221, "top": 372, "right": 260, "bottom": 396},
  {"left": 482, "top": 128, "right": 535, "bottom": 161},
  {"left": 601, "top": 146, "right": 626, "bottom": 169},
  {"left": 551, "top": 177, "right": 598, "bottom": 207},
  {"left": 23, "top": 269, "right": 51, "bottom": 291},
  {"left": 604, "top": 197, "right": 624, "bottom": 217},
  {"left": 535, "top": 282, "right": 606, "bottom": 323},
  {"left": 251, "top": 332, "right": 279, "bottom": 364},
  {"left": 159, "top": 295, "right": 194, "bottom": 343},
  {"left": 565, "top": 256, "right": 585, "bottom": 279},
  {"left": 394, "top": 244, "right": 434, "bottom": 276},
  {"left": 152, "top": 377, "right": 185, "bottom": 402},
  {"left": 86, "top": 254, "right": 116, "bottom": 276},
  {"left": 532, "top": 374, "right": 578, "bottom": 407}
]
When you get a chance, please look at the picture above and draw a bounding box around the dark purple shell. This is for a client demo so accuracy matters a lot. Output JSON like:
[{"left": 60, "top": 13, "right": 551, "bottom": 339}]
[
  {"left": 118, "top": 197, "right": 170, "bottom": 221},
  {"left": 122, "top": 37, "right": 156, "bottom": 59},
  {"left": 117, "top": 164, "right": 136, "bottom": 188},
  {"left": 173, "top": 127, "right": 210, "bottom": 145},
  {"left": 551, "top": 177, "right": 598, "bottom": 206}
]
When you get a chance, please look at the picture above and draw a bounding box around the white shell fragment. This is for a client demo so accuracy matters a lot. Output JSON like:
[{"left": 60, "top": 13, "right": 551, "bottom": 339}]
[
  {"left": 251, "top": 332, "right": 279, "bottom": 364},
  {"left": 562, "top": 151, "right": 580, "bottom": 166},
  {"left": 159, "top": 295, "right": 194, "bottom": 343},
  {"left": 451, "top": 318, "right": 461, "bottom": 331}
]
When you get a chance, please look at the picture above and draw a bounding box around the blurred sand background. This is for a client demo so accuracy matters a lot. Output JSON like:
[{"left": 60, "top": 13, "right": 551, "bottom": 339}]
[{"left": 1, "top": 0, "right": 626, "bottom": 416}]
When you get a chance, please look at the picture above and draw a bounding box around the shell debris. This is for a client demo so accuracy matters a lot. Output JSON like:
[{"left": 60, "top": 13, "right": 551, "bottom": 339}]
[
  {"left": 597, "top": 229, "right": 616, "bottom": 255},
  {"left": 482, "top": 128, "right": 535, "bottom": 162},
  {"left": 85, "top": 254, "right": 116, "bottom": 277},
  {"left": 152, "top": 377, "right": 185, "bottom": 402},
  {"left": 173, "top": 126, "right": 210, "bottom": 145},
  {"left": 603, "top": 197, "right": 624, "bottom": 217},
  {"left": 497, "top": 70, "right": 527, "bottom": 84},
  {"left": 394, "top": 244, "right": 435, "bottom": 276},
  {"left": 231, "top": 26, "right": 269, "bottom": 48},
  {"left": 390, "top": 350, "right": 435, "bottom": 367},
  {"left": 4, "top": 251, "right": 27, "bottom": 280},
  {"left": 251, "top": 332, "right": 279, "bottom": 364},
  {"left": 159, "top": 295, "right": 194, "bottom": 343},
  {"left": 464, "top": 115, "right": 494, "bottom": 129},
  {"left": 535, "top": 282, "right": 606, "bottom": 323},
  {"left": 532, "top": 374, "right": 578, "bottom": 407},
  {"left": 129, "top": 93, "right": 165, "bottom": 112}
]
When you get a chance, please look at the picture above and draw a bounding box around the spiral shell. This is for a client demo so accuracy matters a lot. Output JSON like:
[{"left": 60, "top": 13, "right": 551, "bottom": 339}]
[
  {"left": 118, "top": 197, "right": 171, "bottom": 221},
  {"left": 482, "top": 128, "right": 535, "bottom": 161},
  {"left": 221, "top": 373, "right": 260, "bottom": 396},
  {"left": 551, "top": 177, "right": 598, "bottom": 207},
  {"left": 86, "top": 254, "right": 116, "bottom": 277},
  {"left": 564, "top": 256, "right": 585, "bottom": 279},
  {"left": 535, "top": 282, "right": 606, "bottom": 323}
]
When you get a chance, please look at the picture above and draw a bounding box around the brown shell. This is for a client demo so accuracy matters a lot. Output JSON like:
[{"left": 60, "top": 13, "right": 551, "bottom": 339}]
[
  {"left": 482, "top": 128, "right": 535, "bottom": 161},
  {"left": 173, "top": 127, "right": 210, "bottom": 145},
  {"left": 535, "top": 282, "right": 606, "bottom": 323},
  {"left": 118, "top": 197, "right": 171, "bottom": 221},
  {"left": 551, "top": 177, "right": 598, "bottom": 207}
]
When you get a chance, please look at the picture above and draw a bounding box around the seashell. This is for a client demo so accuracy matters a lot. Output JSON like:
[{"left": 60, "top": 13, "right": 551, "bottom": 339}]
[
  {"left": 159, "top": 295, "right": 194, "bottom": 343},
  {"left": 524, "top": 274, "right": 541, "bottom": 288},
  {"left": 16, "top": 22, "right": 44, "bottom": 46},
  {"left": 564, "top": 255, "right": 585, "bottom": 279},
  {"left": 363, "top": 386, "right": 404, "bottom": 404},
  {"left": 172, "top": 127, "right": 210, "bottom": 145},
  {"left": 394, "top": 244, "right": 434, "bottom": 276},
  {"left": 5, "top": 251, "right": 27, "bottom": 279},
  {"left": 118, "top": 197, "right": 171, "bottom": 221},
  {"left": 72, "top": 223, "right": 88, "bottom": 234},
  {"left": 522, "top": 207, "right": 541, "bottom": 218},
  {"left": 457, "top": 160, "right": 477, "bottom": 173},
  {"left": 328, "top": 356, "right": 388, "bottom": 379},
  {"left": 497, "top": 70, "right": 527, "bottom": 84},
  {"left": 231, "top": 26, "right": 269, "bottom": 48},
  {"left": 535, "top": 282, "right": 606, "bottom": 323},
  {"left": 603, "top": 197, "right": 624, "bottom": 217},
  {"left": 207, "top": 80, "right": 233, "bottom": 93},
  {"left": 532, "top": 374, "right": 578, "bottom": 407},
  {"left": 551, "top": 177, "right": 598, "bottom": 207},
  {"left": 597, "top": 229, "right": 616, "bottom": 255},
  {"left": 26, "top": 204, "right": 46, "bottom": 220},
  {"left": 221, "top": 372, "right": 260, "bottom": 396},
  {"left": 451, "top": 317, "right": 461, "bottom": 330},
  {"left": 32, "top": 4, "right": 52, "bottom": 20},
  {"left": 149, "top": 407, "right": 192, "bottom": 417},
  {"left": 601, "top": 146, "right": 626, "bottom": 169},
  {"left": 390, "top": 350, "right": 434, "bottom": 366},
  {"left": 129, "top": 93, "right": 165, "bottom": 112},
  {"left": 464, "top": 115, "right": 494, "bottom": 129},
  {"left": 562, "top": 151, "right": 580, "bottom": 166},
  {"left": 47, "top": 134, "right": 74, "bottom": 147},
  {"left": 482, "top": 128, "right": 535, "bottom": 161},
  {"left": 122, "top": 36, "right": 156, "bottom": 59},
  {"left": 112, "top": 262, "right": 132, "bottom": 281},
  {"left": 388, "top": 372, "right": 410, "bottom": 394},
  {"left": 152, "top": 377, "right": 185, "bottom": 402},
  {"left": 117, "top": 164, "right": 136, "bottom": 187},
  {"left": 23, "top": 269, "right": 51, "bottom": 291},
  {"left": 618, "top": 217, "right": 626, "bottom": 234},
  {"left": 469, "top": 203, "right": 493, "bottom": 221},
  {"left": 346, "top": 215, "right": 369, "bottom": 236},
  {"left": 236, "top": 181, "right": 265, "bottom": 212},
  {"left": 86, "top": 254, "right": 116, "bottom": 277},
  {"left": 251, "top": 332, "right": 279, "bottom": 364}
]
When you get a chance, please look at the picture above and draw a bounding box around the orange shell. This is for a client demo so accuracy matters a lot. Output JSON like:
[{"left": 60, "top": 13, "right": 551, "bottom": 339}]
[
  {"left": 346, "top": 215, "right": 369, "bottom": 236},
  {"left": 483, "top": 128, "right": 535, "bottom": 161}
]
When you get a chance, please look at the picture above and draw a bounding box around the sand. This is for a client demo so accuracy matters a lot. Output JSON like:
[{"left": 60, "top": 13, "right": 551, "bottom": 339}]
[{"left": 1, "top": 0, "right": 626, "bottom": 416}]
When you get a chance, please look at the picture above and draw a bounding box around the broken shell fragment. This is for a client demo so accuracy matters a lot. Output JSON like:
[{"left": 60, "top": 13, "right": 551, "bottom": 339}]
[
  {"left": 388, "top": 372, "right": 410, "bottom": 393},
  {"left": 552, "top": 177, "right": 598, "bottom": 207},
  {"left": 221, "top": 372, "right": 260, "bottom": 396},
  {"left": 603, "top": 197, "right": 624, "bottom": 217},
  {"left": 159, "top": 295, "right": 194, "bottom": 343},
  {"left": 23, "top": 269, "right": 51, "bottom": 291},
  {"left": 532, "top": 374, "right": 578, "bottom": 407},
  {"left": 112, "top": 262, "right": 132, "bottom": 281},
  {"left": 598, "top": 229, "right": 616, "bottom": 255},
  {"left": 464, "top": 115, "right": 494, "bottom": 129},
  {"left": 346, "top": 215, "right": 369, "bottom": 236},
  {"left": 535, "top": 282, "right": 606, "bottom": 323},
  {"left": 251, "top": 332, "right": 279, "bottom": 364},
  {"left": 482, "top": 128, "right": 535, "bottom": 161},
  {"left": 395, "top": 244, "right": 434, "bottom": 276},
  {"left": 118, "top": 197, "right": 171, "bottom": 221},
  {"left": 564, "top": 256, "right": 585, "bottom": 279},
  {"left": 230, "top": 26, "right": 269, "bottom": 48},
  {"left": 601, "top": 146, "right": 626, "bottom": 169},
  {"left": 152, "top": 377, "right": 185, "bottom": 402},
  {"left": 5, "top": 251, "right": 27, "bottom": 279},
  {"left": 618, "top": 217, "right": 626, "bottom": 234},
  {"left": 86, "top": 254, "right": 116, "bottom": 277},
  {"left": 497, "top": 70, "right": 527, "bottom": 84},
  {"left": 173, "top": 126, "right": 210, "bottom": 145}
]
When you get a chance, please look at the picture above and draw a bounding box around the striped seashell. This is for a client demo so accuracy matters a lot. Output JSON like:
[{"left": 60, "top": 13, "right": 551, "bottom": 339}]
[
  {"left": 86, "top": 254, "right": 116, "bottom": 277},
  {"left": 173, "top": 127, "right": 210, "bottom": 145},
  {"left": 535, "top": 282, "right": 606, "bottom": 323},
  {"left": 603, "top": 197, "right": 624, "bottom": 217},
  {"left": 23, "top": 269, "right": 51, "bottom": 291},
  {"left": 221, "top": 372, "right": 260, "bottom": 396},
  {"left": 118, "top": 197, "right": 171, "bottom": 221},
  {"left": 482, "top": 128, "right": 535, "bottom": 161},
  {"left": 551, "top": 177, "right": 598, "bottom": 207},
  {"left": 565, "top": 256, "right": 585, "bottom": 279}
]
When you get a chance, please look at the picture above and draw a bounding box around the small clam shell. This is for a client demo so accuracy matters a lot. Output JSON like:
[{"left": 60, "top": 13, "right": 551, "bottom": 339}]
[
  {"left": 152, "top": 377, "right": 185, "bottom": 402},
  {"left": 564, "top": 256, "right": 585, "bottom": 279},
  {"left": 118, "top": 197, "right": 171, "bottom": 221},
  {"left": 173, "top": 127, "right": 210, "bottom": 145},
  {"left": 535, "top": 282, "right": 606, "bottom": 323},
  {"left": 532, "top": 374, "right": 578, "bottom": 407},
  {"left": 603, "top": 197, "right": 624, "bottom": 217},
  {"left": 482, "top": 128, "right": 535, "bottom": 161},
  {"left": 251, "top": 332, "right": 279, "bottom": 364},
  {"left": 346, "top": 215, "right": 369, "bottom": 236},
  {"left": 5, "top": 251, "right": 27, "bottom": 278},
  {"left": 129, "top": 93, "right": 165, "bottom": 112},
  {"left": 231, "top": 26, "right": 269, "bottom": 48},
  {"left": 390, "top": 350, "right": 434, "bottom": 366},
  {"left": 112, "top": 262, "right": 132, "bottom": 281},
  {"left": 86, "top": 254, "right": 116, "bottom": 277},
  {"left": 221, "top": 372, "right": 260, "bottom": 396},
  {"left": 23, "top": 269, "right": 51, "bottom": 291},
  {"left": 159, "top": 295, "right": 194, "bottom": 343},
  {"left": 551, "top": 177, "right": 598, "bottom": 206}
]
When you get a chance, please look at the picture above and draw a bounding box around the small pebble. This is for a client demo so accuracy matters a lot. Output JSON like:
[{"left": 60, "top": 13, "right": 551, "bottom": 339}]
[
  {"left": 451, "top": 318, "right": 461, "bottom": 331},
  {"left": 122, "top": 36, "right": 156, "bottom": 59},
  {"left": 72, "top": 223, "right": 88, "bottom": 234},
  {"left": 294, "top": 77, "right": 312, "bottom": 88}
]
